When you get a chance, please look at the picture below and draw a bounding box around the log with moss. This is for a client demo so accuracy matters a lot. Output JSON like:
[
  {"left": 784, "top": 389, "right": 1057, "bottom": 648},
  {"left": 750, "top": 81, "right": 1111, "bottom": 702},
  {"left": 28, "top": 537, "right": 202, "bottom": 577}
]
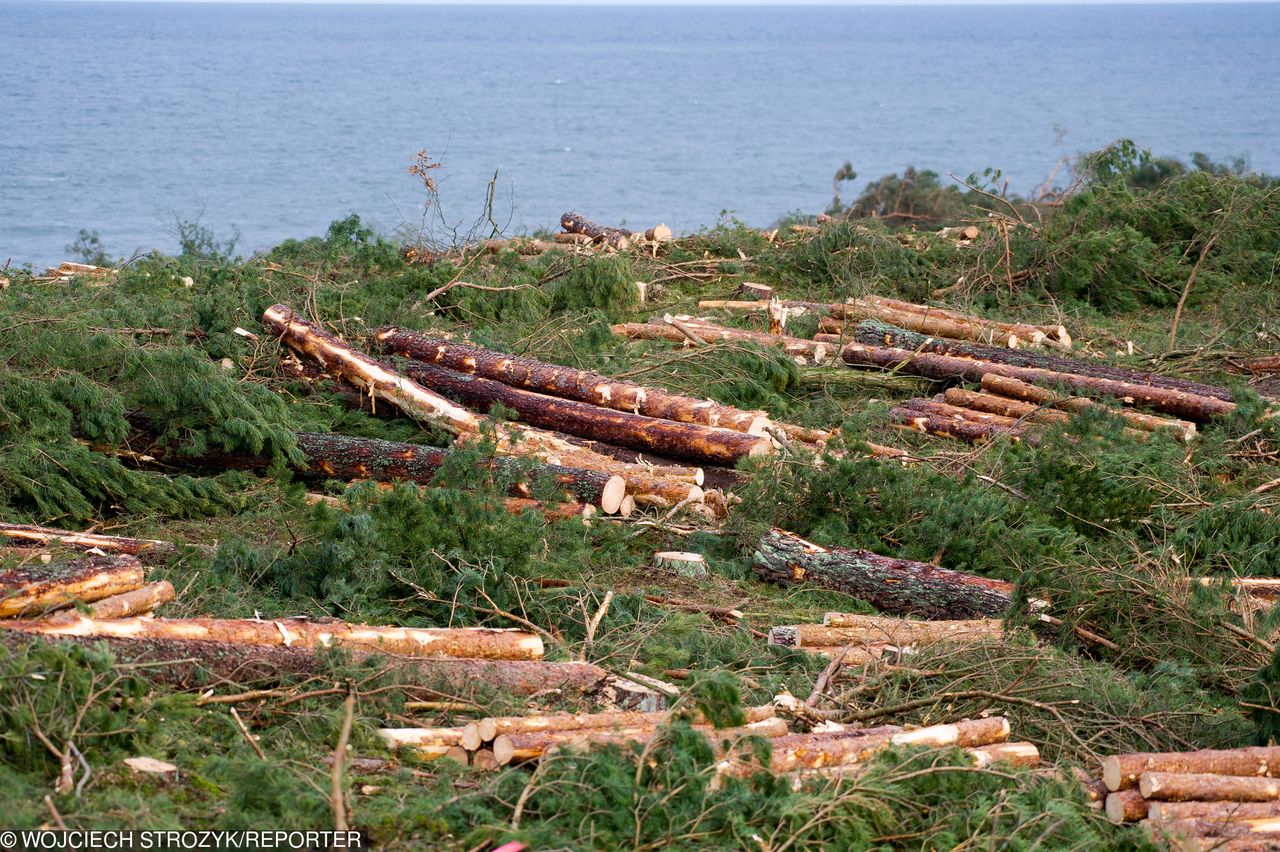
[
  {"left": 0, "top": 555, "right": 145, "bottom": 618},
  {"left": 753, "top": 530, "right": 1014, "bottom": 619},
  {"left": 398, "top": 361, "right": 773, "bottom": 467},
  {"left": 855, "top": 320, "right": 1232, "bottom": 402},
  {"left": 2, "top": 613, "right": 544, "bottom": 660},
  {"left": 373, "top": 328, "right": 771, "bottom": 435},
  {"left": 1104, "top": 746, "right": 1280, "bottom": 791},
  {"left": 841, "top": 341, "right": 1236, "bottom": 421}
]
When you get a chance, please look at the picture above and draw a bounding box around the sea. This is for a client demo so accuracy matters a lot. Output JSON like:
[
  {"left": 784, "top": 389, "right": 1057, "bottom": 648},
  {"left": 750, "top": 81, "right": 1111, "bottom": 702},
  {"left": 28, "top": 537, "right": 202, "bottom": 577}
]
[{"left": 3, "top": 1, "right": 1279, "bottom": 267}]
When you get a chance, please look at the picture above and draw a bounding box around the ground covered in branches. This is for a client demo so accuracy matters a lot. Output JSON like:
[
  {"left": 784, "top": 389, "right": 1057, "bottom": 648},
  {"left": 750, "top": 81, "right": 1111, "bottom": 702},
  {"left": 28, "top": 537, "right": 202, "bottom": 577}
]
[{"left": 2, "top": 142, "right": 1279, "bottom": 849}]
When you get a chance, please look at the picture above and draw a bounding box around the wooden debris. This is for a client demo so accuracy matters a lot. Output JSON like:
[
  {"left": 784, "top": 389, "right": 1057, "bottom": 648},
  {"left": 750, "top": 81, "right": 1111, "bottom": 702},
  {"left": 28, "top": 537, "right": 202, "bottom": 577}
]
[
  {"left": 889, "top": 405, "right": 1022, "bottom": 445},
  {"left": 458, "top": 705, "right": 777, "bottom": 751},
  {"left": 0, "top": 523, "right": 186, "bottom": 558},
  {"left": 1142, "top": 772, "right": 1280, "bottom": 803},
  {"left": 0, "top": 555, "right": 144, "bottom": 619},
  {"left": 2, "top": 614, "right": 545, "bottom": 660},
  {"left": 967, "top": 742, "right": 1040, "bottom": 769},
  {"left": 37, "top": 581, "right": 175, "bottom": 623},
  {"left": 736, "top": 282, "right": 773, "bottom": 301},
  {"left": 1103, "top": 747, "right": 1280, "bottom": 792},
  {"left": 124, "top": 757, "right": 180, "bottom": 780},
  {"left": 753, "top": 529, "right": 1014, "bottom": 619},
  {"left": 654, "top": 551, "right": 708, "bottom": 578},
  {"left": 979, "top": 375, "right": 1198, "bottom": 440},
  {"left": 1106, "top": 788, "right": 1151, "bottom": 822},
  {"left": 375, "top": 328, "right": 772, "bottom": 435},
  {"left": 611, "top": 319, "right": 830, "bottom": 364},
  {"left": 1149, "top": 801, "right": 1280, "bottom": 824},
  {"left": 777, "top": 614, "right": 1005, "bottom": 648}
]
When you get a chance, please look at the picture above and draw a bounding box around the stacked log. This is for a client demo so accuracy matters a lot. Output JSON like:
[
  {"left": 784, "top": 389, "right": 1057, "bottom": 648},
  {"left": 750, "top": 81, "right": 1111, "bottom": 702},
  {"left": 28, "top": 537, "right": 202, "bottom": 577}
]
[
  {"left": 0, "top": 523, "right": 187, "bottom": 558},
  {"left": 0, "top": 555, "right": 145, "bottom": 618},
  {"left": 560, "top": 212, "right": 672, "bottom": 248},
  {"left": 768, "top": 613, "right": 1004, "bottom": 659},
  {"left": 753, "top": 529, "right": 1014, "bottom": 619},
  {"left": 979, "top": 375, "right": 1198, "bottom": 441},
  {"left": 611, "top": 318, "right": 831, "bottom": 364},
  {"left": 840, "top": 340, "right": 1236, "bottom": 422},
  {"left": 1094, "top": 745, "right": 1280, "bottom": 849}
]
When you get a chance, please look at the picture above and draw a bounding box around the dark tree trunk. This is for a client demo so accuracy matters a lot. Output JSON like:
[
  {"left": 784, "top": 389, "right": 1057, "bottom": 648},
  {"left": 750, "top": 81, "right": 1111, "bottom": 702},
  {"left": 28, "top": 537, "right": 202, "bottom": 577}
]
[{"left": 753, "top": 529, "right": 1014, "bottom": 619}]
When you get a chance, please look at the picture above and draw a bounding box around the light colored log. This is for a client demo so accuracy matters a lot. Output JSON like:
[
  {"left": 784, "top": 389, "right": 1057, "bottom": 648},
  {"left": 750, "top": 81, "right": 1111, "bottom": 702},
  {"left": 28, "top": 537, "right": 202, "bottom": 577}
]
[
  {"left": 39, "top": 581, "right": 175, "bottom": 623},
  {"left": 2, "top": 614, "right": 544, "bottom": 660},
  {"left": 470, "top": 749, "right": 500, "bottom": 771},
  {"left": 1149, "top": 801, "right": 1280, "bottom": 824},
  {"left": 1142, "top": 772, "right": 1280, "bottom": 802},
  {"left": 1161, "top": 816, "right": 1280, "bottom": 843},
  {"left": 737, "top": 282, "right": 773, "bottom": 301},
  {"left": 378, "top": 727, "right": 466, "bottom": 750},
  {"left": 612, "top": 320, "right": 830, "bottom": 364},
  {"left": 966, "top": 742, "right": 1039, "bottom": 769},
  {"left": 1107, "top": 788, "right": 1151, "bottom": 822},
  {"left": 1104, "top": 747, "right": 1280, "bottom": 792},
  {"left": 460, "top": 705, "right": 777, "bottom": 751},
  {"left": 0, "top": 523, "right": 181, "bottom": 557},
  {"left": 494, "top": 717, "right": 788, "bottom": 765},
  {"left": 943, "top": 388, "right": 1069, "bottom": 425},
  {"left": 0, "top": 555, "right": 144, "bottom": 618},
  {"left": 792, "top": 615, "right": 1006, "bottom": 647}
]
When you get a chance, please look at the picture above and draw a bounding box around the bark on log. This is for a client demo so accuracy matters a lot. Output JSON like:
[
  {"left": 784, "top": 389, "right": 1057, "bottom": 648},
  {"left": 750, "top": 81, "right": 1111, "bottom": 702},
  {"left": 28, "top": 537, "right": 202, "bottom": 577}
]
[
  {"left": 398, "top": 361, "right": 772, "bottom": 467},
  {"left": 1160, "top": 817, "right": 1280, "bottom": 843},
  {"left": 805, "top": 614, "right": 1006, "bottom": 646},
  {"left": 263, "top": 304, "right": 480, "bottom": 435},
  {"left": 493, "top": 717, "right": 789, "bottom": 765},
  {"left": 906, "top": 397, "right": 1027, "bottom": 429},
  {"left": 889, "top": 405, "right": 1022, "bottom": 445},
  {"left": 459, "top": 705, "right": 776, "bottom": 751},
  {"left": 35, "top": 581, "right": 175, "bottom": 623},
  {"left": 841, "top": 341, "right": 1236, "bottom": 421},
  {"left": 2, "top": 614, "right": 544, "bottom": 660},
  {"left": 0, "top": 523, "right": 185, "bottom": 558},
  {"left": 856, "top": 320, "right": 1231, "bottom": 402},
  {"left": 753, "top": 529, "right": 1014, "bottom": 619},
  {"left": 560, "top": 212, "right": 632, "bottom": 247},
  {"left": 612, "top": 321, "right": 831, "bottom": 363},
  {"left": 980, "top": 375, "right": 1198, "bottom": 440},
  {"left": 373, "top": 328, "right": 772, "bottom": 435},
  {"left": 0, "top": 631, "right": 641, "bottom": 702},
  {"left": 1103, "top": 747, "right": 1280, "bottom": 792},
  {"left": 1150, "top": 802, "right": 1280, "bottom": 824},
  {"left": 943, "top": 388, "right": 1069, "bottom": 425},
  {"left": 967, "top": 742, "right": 1040, "bottom": 769},
  {"left": 0, "top": 555, "right": 144, "bottom": 618},
  {"left": 1142, "top": 772, "right": 1280, "bottom": 802},
  {"left": 852, "top": 297, "right": 1068, "bottom": 349},
  {"left": 1107, "top": 788, "right": 1151, "bottom": 822},
  {"left": 725, "top": 717, "right": 1009, "bottom": 775}
]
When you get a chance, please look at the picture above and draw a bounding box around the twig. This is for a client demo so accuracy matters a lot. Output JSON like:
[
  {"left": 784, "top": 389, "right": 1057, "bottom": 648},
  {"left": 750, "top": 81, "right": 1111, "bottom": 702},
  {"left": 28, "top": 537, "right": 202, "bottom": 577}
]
[
  {"left": 584, "top": 590, "right": 615, "bottom": 656},
  {"left": 663, "top": 315, "right": 708, "bottom": 347},
  {"left": 229, "top": 707, "right": 266, "bottom": 760},
  {"left": 1252, "top": 476, "right": 1280, "bottom": 496},
  {"left": 331, "top": 690, "right": 356, "bottom": 832},
  {"left": 44, "top": 795, "right": 67, "bottom": 830},
  {"left": 1168, "top": 231, "right": 1221, "bottom": 349}
]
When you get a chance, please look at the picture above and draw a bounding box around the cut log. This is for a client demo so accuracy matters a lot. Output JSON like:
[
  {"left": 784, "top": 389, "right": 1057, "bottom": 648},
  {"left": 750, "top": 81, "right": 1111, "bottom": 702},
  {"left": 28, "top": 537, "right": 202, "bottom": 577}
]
[
  {"left": 851, "top": 297, "right": 1067, "bottom": 350},
  {"left": 890, "top": 405, "right": 1022, "bottom": 445},
  {"left": 1149, "top": 802, "right": 1280, "bottom": 824},
  {"left": 37, "top": 581, "right": 175, "bottom": 623},
  {"left": 1142, "top": 772, "right": 1280, "bottom": 802},
  {"left": 2, "top": 614, "right": 544, "bottom": 660},
  {"left": 1159, "top": 817, "right": 1280, "bottom": 845},
  {"left": 904, "top": 397, "right": 1027, "bottom": 429},
  {"left": 737, "top": 282, "right": 773, "bottom": 301},
  {"left": 0, "top": 523, "right": 185, "bottom": 558},
  {"left": 654, "top": 551, "right": 707, "bottom": 578},
  {"left": 471, "top": 749, "right": 500, "bottom": 771},
  {"left": 0, "top": 631, "right": 646, "bottom": 705},
  {"left": 967, "top": 742, "right": 1039, "bottom": 769},
  {"left": 943, "top": 388, "right": 1068, "bottom": 425},
  {"left": 855, "top": 320, "right": 1231, "bottom": 403},
  {"left": 459, "top": 705, "right": 776, "bottom": 751},
  {"left": 377, "top": 727, "right": 466, "bottom": 750},
  {"left": 612, "top": 320, "right": 831, "bottom": 363},
  {"left": 1103, "top": 747, "right": 1280, "bottom": 792},
  {"left": 792, "top": 645, "right": 894, "bottom": 664},
  {"left": 493, "top": 717, "right": 789, "bottom": 765},
  {"left": 774, "top": 615, "right": 1005, "bottom": 648},
  {"left": 0, "top": 555, "right": 144, "bottom": 618},
  {"left": 1106, "top": 788, "right": 1151, "bottom": 822},
  {"left": 753, "top": 529, "right": 1014, "bottom": 619},
  {"left": 840, "top": 341, "right": 1236, "bottom": 421},
  {"left": 726, "top": 717, "right": 1009, "bottom": 775},
  {"left": 263, "top": 304, "right": 480, "bottom": 435},
  {"left": 374, "top": 328, "right": 772, "bottom": 435},
  {"left": 560, "top": 212, "right": 632, "bottom": 247},
  {"left": 979, "top": 375, "right": 1198, "bottom": 440},
  {"left": 397, "top": 361, "right": 772, "bottom": 468}
]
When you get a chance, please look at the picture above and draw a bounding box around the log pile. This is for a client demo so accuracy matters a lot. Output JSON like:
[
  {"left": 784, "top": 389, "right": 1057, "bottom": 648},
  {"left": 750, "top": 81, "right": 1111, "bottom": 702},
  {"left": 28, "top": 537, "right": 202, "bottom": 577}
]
[
  {"left": 36, "top": 261, "right": 117, "bottom": 285},
  {"left": 560, "top": 212, "right": 673, "bottom": 251},
  {"left": 697, "top": 296, "right": 1071, "bottom": 350},
  {"left": 1092, "top": 745, "right": 1280, "bottom": 850},
  {"left": 768, "top": 612, "right": 1005, "bottom": 662},
  {"left": 611, "top": 316, "right": 834, "bottom": 365}
]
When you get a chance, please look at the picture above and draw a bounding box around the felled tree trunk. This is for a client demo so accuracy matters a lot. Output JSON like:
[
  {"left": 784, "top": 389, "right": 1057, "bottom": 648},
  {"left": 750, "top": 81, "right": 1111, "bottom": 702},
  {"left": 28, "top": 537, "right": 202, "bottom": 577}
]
[
  {"left": 889, "top": 405, "right": 1023, "bottom": 445},
  {"left": 36, "top": 581, "right": 175, "bottom": 623},
  {"left": 906, "top": 398, "right": 1026, "bottom": 429},
  {"left": 1149, "top": 801, "right": 1280, "bottom": 824},
  {"left": 458, "top": 705, "right": 776, "bottom": 751},
  {"left": 1103, "top": 747, "right": 1280, "bottom": 792},
  {"left": 399, "top": 361, "right": 773, "bottom": 467},
  {"left": 980, "top": 375, "right": 1198, "bottom": 441},
  {"left": 373, "top": 328, "right": 772, "bottom": 435},
  {"left": 753, "top": 530, "right": 1014, "bottom": 619},
  {"left": 840, "top": 341, "right": 1236, "bottom": 422},
  {"left": 493, "top": 718, "right": 789, "bottom": 765},
  {"left": 560, "top": 212, "right": 632, "bottom": 247},
  {"left": 3, "top": 614, "right": 544, "bottom": 660},
  {"left": 771, "top": 615, "right": 1004, "bottom": 648},
  {"left": 1105, "top": 789, "right": 1151, "bottom": 823},
  {"left": 0, "top": 555, "right": 144, "bottom": 618},
  {"left": 967, "top": 742, "right": 1040, "bottom": 769},
  {"left": 852, "top": 297, "right": 1069, "bottom": 349},
  {"left": 0, "top": 523, "right": 185, "bottom": 558},
  {"left": 612, "top": 321, "right": 831, "bottom": 363},
  {"left": 1141, "top": 772, "right": 1280, "bottom": 802},
  {"left": 943, "top": 388, "right": 1069, "bottom": 425},
  {"left": 855, "top": 320, "right": 1231, "bottom": 402},
  {"left": 0, "top": 632, "right": 628, "bottom": 701}
]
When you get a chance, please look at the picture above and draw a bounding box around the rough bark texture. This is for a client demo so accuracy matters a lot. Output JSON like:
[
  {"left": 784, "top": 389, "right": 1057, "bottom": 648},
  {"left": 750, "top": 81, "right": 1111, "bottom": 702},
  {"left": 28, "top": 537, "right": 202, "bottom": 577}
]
[
  {"left": 1150, "top": 802, "right": 1280, "bottom": 824},
  {"left": 908, "top": 397, "right": 1027, "bottom": 429},
  {"left": 399, "top": 360, "right": 772, "bottom": 467},
  {"left": 812, "top": 614, "right": 1006, "bottom": 645},
  {"left": 0, "top": 555, "right": 144, "bottom": 618},
  {"left": 0, "top": 631, "right": 633, "bottom": 702},
  {"left": 1142, "top": 772, "right": 1280, "bottom": 803},
  {"left": 1107, "top": 789, "right": 1152, "bottom": 822},
  {"left": 980, "top": 375, "right": 1198, "bottom": 440},
  {"left": 374, "top": 328, "right": 770, "bottom": 435},
  {"left": 560, "top": 212, "right": 632, "bottom": 246},
  {"left": 856, "top": 320, "right": 1233, "bottom": 402},
  {"left": 1160, "top": 817, "right": 1280, "bottom": 843},
  {"left": 889, "top": 405, "right": 1023, "bottom": 445},
  {"left": 943, "top": 388, "right": 1069, "bottom": 425},
  {"left": 3, "top": 614, "right": 544, "bottom": 660},
  {"left": 841, "top": 341, "right": 1236, "bottom": 421},
  {"left": 1104, "top": 747, "right": 1280, "bottom": 792},
  {"left": 613, "top": 321, "right": 831, "bottom": 363},
  {"left": 263, "top": 304, "right": 480, "bottom": 434},
  {"left": 753, "top": 530, "right": 1014, "bottom": 619},
  {"left": 852, "top": 297, "right": 1069, "bottom": 348}
]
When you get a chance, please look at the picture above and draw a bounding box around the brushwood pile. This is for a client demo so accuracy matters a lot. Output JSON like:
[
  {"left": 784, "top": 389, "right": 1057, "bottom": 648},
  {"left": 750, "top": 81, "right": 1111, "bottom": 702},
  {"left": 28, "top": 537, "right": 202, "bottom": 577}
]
[{"left": 3, "top": 142, "right": 1280, "bottom": 849}]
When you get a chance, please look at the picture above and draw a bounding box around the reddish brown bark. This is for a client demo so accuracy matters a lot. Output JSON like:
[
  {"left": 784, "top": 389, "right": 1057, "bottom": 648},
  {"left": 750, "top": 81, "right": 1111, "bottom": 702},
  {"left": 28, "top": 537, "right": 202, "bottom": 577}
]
[
  {"left": 0, "top": 555, "right": 144, "bottom": 618},
  {"left": 1104, "top": 747, "right": 1280, "bottom": 791}
]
